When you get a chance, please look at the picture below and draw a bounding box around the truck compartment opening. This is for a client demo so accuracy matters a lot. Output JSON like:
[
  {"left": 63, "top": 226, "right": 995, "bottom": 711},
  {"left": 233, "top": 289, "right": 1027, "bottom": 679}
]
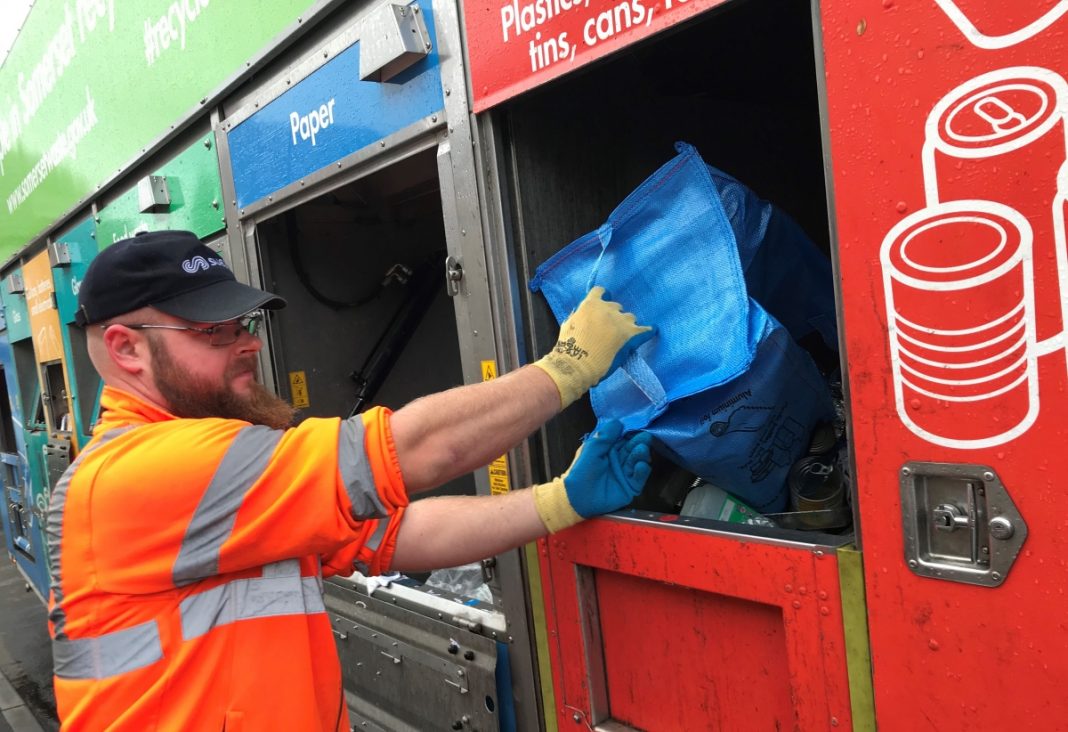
[{"left": 502, "top": 0, "right": 849, "bottom": 539}]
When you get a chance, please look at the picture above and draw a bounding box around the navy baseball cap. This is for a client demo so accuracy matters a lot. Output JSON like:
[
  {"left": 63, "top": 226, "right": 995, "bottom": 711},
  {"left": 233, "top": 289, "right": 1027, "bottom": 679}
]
[{"left": 76, "top": 230, "right": 286, "bottom": 326}]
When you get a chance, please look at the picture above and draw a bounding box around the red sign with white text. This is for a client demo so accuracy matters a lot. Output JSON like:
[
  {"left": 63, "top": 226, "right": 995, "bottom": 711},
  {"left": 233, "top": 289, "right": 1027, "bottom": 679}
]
[{"left": 462, "top": 0, "right": 729, "bottom": 112}]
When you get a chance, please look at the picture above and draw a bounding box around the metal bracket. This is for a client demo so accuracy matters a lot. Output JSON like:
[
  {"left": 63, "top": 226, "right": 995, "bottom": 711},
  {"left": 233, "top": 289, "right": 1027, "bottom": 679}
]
[
  {"left": 137, "top": 175, "right": 171, "bottom": 213},
  {"left": 900, "top": 462, "right": 1027, "bottom": 587},
  {"left": 48, "top": 241, "right": 72, "bottom": 268},
  {"left": 358, "top": 2, "right": 432, "bottom": 83},
  {"left": 445, "top": 255, "right": 463, "bottom": 296}
]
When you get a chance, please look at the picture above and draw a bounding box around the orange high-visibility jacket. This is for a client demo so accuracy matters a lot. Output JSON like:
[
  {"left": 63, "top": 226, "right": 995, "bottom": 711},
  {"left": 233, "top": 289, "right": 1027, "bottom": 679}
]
[{"left": 47, "top": 387, "right": 409, "bottom": 731}]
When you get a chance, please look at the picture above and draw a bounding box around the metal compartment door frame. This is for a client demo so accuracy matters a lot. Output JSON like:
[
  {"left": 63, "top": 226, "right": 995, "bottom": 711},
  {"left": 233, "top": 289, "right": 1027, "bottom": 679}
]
[
  {"left": 468, "top": 111, "right": 558, "bottom": 730},
  {"left": 432, "top": 0, "right": 546, "bottom": 725}
]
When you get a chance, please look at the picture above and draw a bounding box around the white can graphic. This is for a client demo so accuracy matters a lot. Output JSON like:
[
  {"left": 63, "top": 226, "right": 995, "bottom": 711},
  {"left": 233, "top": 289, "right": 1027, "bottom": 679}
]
[
  {"left": 1057, "top": 161, "right": 1068, "bottom": 379},
  {"left": 923, "top": 67, "right": 1068, "bottom": 347},
  {"left": 935, "top": 1, "right": 1068, "bottom": 49},
  {"left": 881, "top": 201, "right": 1039, "bottom": 449}
]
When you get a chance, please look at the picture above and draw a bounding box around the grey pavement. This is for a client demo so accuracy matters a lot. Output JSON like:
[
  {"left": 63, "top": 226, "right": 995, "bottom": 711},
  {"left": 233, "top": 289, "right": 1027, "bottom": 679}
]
[
  {"left": 0, "top": 672, "right": 44, "bottom": 732},
  {"left": 0, "top": 558, "right": 57, "bottom": 731}
]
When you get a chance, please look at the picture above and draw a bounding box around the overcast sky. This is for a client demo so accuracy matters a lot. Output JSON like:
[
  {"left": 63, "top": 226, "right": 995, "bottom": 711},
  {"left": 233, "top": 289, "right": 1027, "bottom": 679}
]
[{"left": 0, "top": 0, "right": 36, "bottom": 71}]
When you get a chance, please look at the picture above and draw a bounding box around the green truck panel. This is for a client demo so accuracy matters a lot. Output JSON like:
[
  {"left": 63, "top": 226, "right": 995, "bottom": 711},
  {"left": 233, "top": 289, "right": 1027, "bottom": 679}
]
[
  {"left": 96, "top": 134, "right": 226, "bottom": 246},
  {"left": 0, "top": 0, "right": 316, "bottom": 257}
]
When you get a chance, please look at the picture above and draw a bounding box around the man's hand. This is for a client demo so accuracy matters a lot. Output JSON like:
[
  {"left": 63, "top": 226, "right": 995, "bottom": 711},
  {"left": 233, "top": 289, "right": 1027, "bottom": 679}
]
[
  {"left": 390, "top": 421, "right": 653, "bottom": 570},
  {"left": 533, "top": 420, "right": 653, "bottom": 533},
  {"left": 533, "top": 286, "right": 653, "bottom": 408}
]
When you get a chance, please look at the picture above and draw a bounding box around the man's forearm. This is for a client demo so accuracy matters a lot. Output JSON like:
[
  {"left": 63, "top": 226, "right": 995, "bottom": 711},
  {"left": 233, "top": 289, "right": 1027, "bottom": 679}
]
[
  {"left": 389, "top": 365, "right": 561, "bottom": 493},
  {"left": 389, "top": 490, "right": 548, "bottom": 572}
]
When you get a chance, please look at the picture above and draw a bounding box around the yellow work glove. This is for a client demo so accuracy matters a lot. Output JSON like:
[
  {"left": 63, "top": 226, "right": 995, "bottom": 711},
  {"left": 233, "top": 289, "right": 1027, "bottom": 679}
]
[
  {"left": 532, "top": 286, "right": 653, "bottom": 408},
  {"left": 533, "top": 420, "right": 653, "bottom": 533}
]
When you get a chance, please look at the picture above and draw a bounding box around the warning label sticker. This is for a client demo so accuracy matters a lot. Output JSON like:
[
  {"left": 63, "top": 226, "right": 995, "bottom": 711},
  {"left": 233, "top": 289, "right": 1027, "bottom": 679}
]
[
  {"left": 289, "top": 370, "right": 310, "bottom": 409},
  {"left": 481, "top": 359, "right": 512, "bottom": 494}
]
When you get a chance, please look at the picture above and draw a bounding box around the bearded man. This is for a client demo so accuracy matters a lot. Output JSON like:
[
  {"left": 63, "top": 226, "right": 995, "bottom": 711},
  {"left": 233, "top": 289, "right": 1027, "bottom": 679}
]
[{"left": 46, "top": 230, "right": 653, "bottom": 730}]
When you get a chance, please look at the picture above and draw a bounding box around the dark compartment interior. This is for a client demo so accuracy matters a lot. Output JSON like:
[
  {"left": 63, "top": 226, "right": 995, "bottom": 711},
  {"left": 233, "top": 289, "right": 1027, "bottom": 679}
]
[{"left": 256, "top": 149, "right": 475, "bottom": 504}]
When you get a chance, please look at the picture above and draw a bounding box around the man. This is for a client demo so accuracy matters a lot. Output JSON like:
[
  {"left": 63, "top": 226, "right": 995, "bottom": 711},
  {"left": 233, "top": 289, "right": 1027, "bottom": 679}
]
[{"left": 47, "top": 230, "right": 653, "bottom": 730}]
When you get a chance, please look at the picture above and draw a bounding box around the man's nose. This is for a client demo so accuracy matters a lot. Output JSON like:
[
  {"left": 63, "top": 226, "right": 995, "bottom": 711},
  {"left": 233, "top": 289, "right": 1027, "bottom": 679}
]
[{"left": 235, "top": 329, "right": 263, "bottom": 354}]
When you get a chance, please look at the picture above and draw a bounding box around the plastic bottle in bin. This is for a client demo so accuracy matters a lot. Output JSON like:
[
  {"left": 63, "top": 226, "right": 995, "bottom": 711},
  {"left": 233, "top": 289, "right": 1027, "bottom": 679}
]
[{"left": 680, "top": 480, "right": 776, "bottom": 528}]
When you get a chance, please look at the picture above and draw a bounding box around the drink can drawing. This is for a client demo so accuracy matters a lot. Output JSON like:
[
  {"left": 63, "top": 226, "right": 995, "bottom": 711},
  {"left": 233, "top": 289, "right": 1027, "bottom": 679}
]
[
  {"left": 881, "top": 201, "right": 1039, "bottom": 449},
  {"left": 934, "top": 1, "right": 1068, "bottom": 50},
  {"left": 923, "top": 67, "right": 1068, "bottom": 346},
  {"left": 1058, "top": 161, "right": 1068, "bottom": 379}
]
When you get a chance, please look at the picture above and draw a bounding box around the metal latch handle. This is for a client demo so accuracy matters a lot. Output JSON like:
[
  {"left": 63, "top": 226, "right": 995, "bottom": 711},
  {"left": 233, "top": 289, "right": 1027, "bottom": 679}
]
[
  {"left": 900, "top": 462, "right": 1027, "bottom": 588},
  {"left": 932, "top": 503, "right": 970, "bottom": 532},
  {"left": 445, "top": 255, "right": 463, "bottom": 296}
]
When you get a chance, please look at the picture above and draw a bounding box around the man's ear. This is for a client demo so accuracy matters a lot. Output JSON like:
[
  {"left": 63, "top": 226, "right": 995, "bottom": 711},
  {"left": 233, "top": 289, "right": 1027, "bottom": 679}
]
[{"left": 102, "top": 326, "right": 151, "bottom": 376}]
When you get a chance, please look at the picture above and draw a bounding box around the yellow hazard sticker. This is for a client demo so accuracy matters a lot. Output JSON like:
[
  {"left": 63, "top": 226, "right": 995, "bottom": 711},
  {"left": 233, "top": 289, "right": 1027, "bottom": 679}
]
[
  {"left": 289, "top": 370, "right": 310, "bottom": 408},
  {"left": 481, "top": 359, "right": 511, "bottom": 494}
]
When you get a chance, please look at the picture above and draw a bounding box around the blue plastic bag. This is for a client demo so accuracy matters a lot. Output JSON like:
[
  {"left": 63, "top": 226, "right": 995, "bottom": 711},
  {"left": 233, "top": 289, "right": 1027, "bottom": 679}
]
[{"left": 530, "top": 142, "right": 836, "bottom": 512}]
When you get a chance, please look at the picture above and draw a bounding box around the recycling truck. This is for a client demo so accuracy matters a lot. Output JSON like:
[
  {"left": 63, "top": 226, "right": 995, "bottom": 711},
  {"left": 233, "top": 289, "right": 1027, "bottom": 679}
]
[{"left": 0, "top": 0, "right": 1065, "bottom": 728}]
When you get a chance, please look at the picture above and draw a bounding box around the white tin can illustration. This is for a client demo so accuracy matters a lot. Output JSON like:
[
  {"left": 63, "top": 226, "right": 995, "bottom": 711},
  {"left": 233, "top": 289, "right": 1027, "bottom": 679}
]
[
  {"left": 881, "top": 201, "right": 1039, "bottom": 449},
  {"left": 934, "top": 1, "right": 1068, "bottom": 49},
  {"left": 923, "top": 67, "right": 1068, "bottom": 347}
]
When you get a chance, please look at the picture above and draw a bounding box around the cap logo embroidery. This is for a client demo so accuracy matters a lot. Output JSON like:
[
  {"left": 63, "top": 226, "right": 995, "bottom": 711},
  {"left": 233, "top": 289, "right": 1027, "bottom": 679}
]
[{"left": 181, "top": 256, "right": 228, "bottom": 274}]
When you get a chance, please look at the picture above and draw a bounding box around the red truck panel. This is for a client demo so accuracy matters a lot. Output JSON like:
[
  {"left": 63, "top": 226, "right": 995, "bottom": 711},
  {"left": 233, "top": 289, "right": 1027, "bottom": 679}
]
[{"left": 819, "top": 1, "right": 1068, "bottom": 728}]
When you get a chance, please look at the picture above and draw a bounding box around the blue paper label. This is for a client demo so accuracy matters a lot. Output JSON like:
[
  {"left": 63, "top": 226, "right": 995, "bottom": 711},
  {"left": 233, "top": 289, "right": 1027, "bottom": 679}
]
[{"left": 228, "top": 1, "right": 443, "bottom": 208}]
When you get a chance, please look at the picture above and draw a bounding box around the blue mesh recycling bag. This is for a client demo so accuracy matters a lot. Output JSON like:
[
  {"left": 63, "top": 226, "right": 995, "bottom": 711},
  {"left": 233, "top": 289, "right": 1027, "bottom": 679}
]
[{"left": 530, "top": 142, "right": 836, "bottom": 512}]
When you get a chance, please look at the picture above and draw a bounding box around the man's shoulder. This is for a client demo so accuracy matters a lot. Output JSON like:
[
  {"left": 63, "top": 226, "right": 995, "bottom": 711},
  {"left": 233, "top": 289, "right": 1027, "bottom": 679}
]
[
  {"left": 97, "top": 414, "right": 252, "bottom": 439},
  {"left": 90, "top": 416, "right": 270, "bottom": 468},
  {"left": 87, "top": 414, "right": 345, "bottom": 478}
]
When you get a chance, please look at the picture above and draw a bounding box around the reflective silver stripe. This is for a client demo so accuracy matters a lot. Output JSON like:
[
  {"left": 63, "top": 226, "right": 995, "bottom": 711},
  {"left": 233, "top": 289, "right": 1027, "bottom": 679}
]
[
  {"left": 364, "top": 518, "right": 389, "bottom": 554},
  {"left": 180, "top": 565, "right": 326, "bottom": 640},
  {"left": 353, "top": 519, "right": 391, "bottom": 575},
  {"left": 52, "top": 620, "right": 162, "bottom": 680},
  {"left": 53, "top": 561, "right": 325, "bottom": 678},
  {"left": 47, "top": 427, "right": 137, "bottom": 640},
  {"left": 338, "top": 417, "right": 387, "bottom": 519},
  {"left": 262, "top": 558, "right": 300, "bottom": 578},
  {"left": 173, "top": 426, "right": 284, "bottom": 586}
]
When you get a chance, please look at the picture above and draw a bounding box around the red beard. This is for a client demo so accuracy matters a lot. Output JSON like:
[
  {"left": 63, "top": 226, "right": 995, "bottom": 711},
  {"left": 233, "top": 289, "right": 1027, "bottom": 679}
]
[{"left": 148, "top": 335, "right": 296, "bottom": 429}]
